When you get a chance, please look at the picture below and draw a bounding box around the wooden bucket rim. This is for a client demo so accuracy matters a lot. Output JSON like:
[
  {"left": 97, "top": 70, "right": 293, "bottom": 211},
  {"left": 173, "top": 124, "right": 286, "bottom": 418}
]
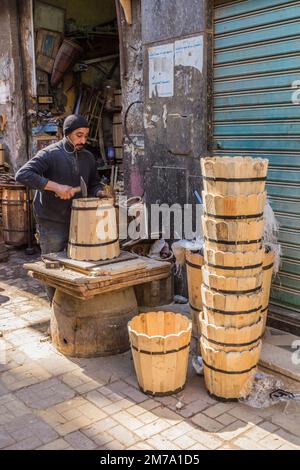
[
  {"left": 128, "top": 311, "right": 192, "bottom": 339},
  {"left": 202, "top": 191, "right": 267, "bottom": 202},
  {"left": 201, "top": 336, "right": 261, "bottom": 357},
  {"left": 199, "top": 311, "right": 263, "bottom": 333}
]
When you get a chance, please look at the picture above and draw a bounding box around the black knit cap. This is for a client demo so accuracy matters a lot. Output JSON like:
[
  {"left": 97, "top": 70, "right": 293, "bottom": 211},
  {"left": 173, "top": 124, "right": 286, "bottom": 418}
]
[{"left": 63, "top": 114, "right": 89, "bottom": 136}]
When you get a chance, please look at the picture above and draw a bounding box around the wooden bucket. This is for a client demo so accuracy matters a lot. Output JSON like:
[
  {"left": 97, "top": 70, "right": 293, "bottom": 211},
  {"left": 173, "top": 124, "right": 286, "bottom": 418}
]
[
  {"left": 201, "top": 156, "right": 268, "bottom": 196},
  {"left": 202, "top": 266, "right": 262, "bottom": 294},
  {"left": 202, "top": 216, "right": 264, "bottom": 252},
  {"left": 128, "top": 311, "right": 192, "bottom": 396},
  {"left": 200, "top": 337, "right": 261, "bottom": 400},
  {"left": 2, "top": 186, "right": 28, "bottom": 246},
  {"left": 199, "top": 313, "right": 263, "bottom": 352},
  {"left": 114, "top": 89, "right": 122, "bottom": 108},
  {"left": 186, "top": 249, "right": 204, "bottom": 337},
  {"left": 202, "top": 192, "right": 267, "bottom": 219},
  {"left": 134, "top": 273, "right": 174, "bottom": 307},
  {"left": 113, "top": 112, "right": 123, "bottom": 160},
  {"left": 51, "top": 39, "right": 83, "bottom": 87},
  {"left": 262, "top": 246, "right": 275, "bottom": 332},
  {"left": 51, "top": 287, "right": 138, "bottom": 357},
  {"left": 201, "top": 284, "right": 262, "bottom": 328},
  {"left": 68, "top": 197, "right": 120, "bottom": 261},
  {"left": 204, "top": 247, "right": 264, "bottom": 278}
]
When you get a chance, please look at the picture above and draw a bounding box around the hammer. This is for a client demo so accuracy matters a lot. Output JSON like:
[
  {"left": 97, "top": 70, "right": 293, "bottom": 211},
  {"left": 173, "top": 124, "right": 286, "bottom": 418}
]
[{"left": 74, "top": 176, "right": 88, "bottom": 197}]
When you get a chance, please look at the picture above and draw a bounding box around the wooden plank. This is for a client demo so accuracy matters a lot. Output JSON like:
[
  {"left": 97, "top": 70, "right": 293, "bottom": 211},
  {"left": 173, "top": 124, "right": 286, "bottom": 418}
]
[
  {"left": 24, "top": 257, "right": 171, "bottom": 288},
  {"left": 91, "top": 260, "right": 148, "bottom": 275},
  {"left": 28, "top": 269, "right": 170, "bottom": 299},
  {"left": 43, "top": 250, "right": 138, "bottom": 274}
]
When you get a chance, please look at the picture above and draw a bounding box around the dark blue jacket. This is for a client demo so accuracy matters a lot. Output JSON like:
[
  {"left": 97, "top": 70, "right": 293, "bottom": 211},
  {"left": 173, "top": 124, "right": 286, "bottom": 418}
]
[{"left": 15, "top": 138, "right": 103, "bottom": 226}]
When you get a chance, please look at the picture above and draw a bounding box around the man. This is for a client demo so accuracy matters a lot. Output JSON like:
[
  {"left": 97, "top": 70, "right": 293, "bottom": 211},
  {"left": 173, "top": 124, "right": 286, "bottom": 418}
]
[{"left": 16, "top": 114, "right": 110, "bottom": 302}]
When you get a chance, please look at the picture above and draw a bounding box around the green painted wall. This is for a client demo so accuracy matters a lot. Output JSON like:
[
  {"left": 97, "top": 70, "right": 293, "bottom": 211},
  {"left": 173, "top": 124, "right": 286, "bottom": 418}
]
[{"left": 46, "top": 0, "right": 116, "bottom": 28}]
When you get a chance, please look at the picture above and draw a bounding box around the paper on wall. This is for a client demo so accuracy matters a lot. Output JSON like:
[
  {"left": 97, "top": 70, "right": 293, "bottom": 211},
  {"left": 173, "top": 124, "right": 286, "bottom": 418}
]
[
  {"left": 175, "top": 36, "right": 203, "bottom": 73},
  {"left": 149, "top": 43, "right": 174, "bottom": 98}
]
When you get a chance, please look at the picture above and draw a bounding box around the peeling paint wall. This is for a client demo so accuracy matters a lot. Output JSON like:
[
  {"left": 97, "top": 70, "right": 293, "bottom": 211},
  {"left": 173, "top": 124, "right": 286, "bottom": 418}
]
[
  {"left": 142, "top": 0, "right": 213, "bottom": 214},
  {"left": 119, "top": 0, "right": 144, "bottom": 197},
  {"left": 0, "top": 0, "right": 27, "bottom": 172}
]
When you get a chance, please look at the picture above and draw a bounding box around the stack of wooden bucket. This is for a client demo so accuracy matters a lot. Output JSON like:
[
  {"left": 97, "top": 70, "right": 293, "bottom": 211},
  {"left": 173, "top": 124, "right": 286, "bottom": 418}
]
[{"left": 199, "top": 156, "right": 269, "bottom": 401}]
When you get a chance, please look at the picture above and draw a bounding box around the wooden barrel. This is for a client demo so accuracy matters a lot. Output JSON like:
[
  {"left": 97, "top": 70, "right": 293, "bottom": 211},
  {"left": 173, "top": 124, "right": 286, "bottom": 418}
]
[
  {"left": 68, "top": 197, "right": 120, "bottom": 261},
  {"left": 202, "top": 267, "right": 262, "bottom": 294},
  {"left": 201, "top": 156, "right": 268, "bottom": 196},
  {"left": 128, "top": 311, "right": 192, "bottom": 396},
  {"left": 199, "top": 313, "right": 263, "bottom": 353},
  {"left": 201, "top": 284, "right": 262, "bottom": 328},
  {"left": 202, "top": 192, "right": 267, "bottom": 219},
  {"left": 113, "top": 112, "right": 123, "bottom": 160},
  {"left": 2, "top": 186, "right": 28, "bottom": 246},
  {"left": 51, "top": 287, "right": 138, "bottom": 357},
  {"left": 51, "top": 39, "right": 83, "bottom": 87},
  {"left": 114, "top": 89, "right": 122, "bottom": 108},
  {"left": 0, "top": 227, "right": 9, "bottom": 262},
  {"left": 202, "top": 216, "right": 264, "bottom": 252},
  {"left": 134, "top": 274, "right": 173, "bottom": 307},
  {"left": 186, "top": 250, "right": 204, "bottom": 338},
  {"left": 204, "top": 247, "right": 264, "bottom": 278},
  {"left": 200, "top": 337, "right": 261, "bottom": 400},
  {"left": 262, "top": 246, "right": 275, "bottom": 332}
]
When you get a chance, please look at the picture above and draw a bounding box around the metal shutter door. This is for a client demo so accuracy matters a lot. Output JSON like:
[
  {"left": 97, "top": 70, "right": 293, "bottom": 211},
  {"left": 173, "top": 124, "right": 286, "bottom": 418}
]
[{"left": 213, "top": 0, "right": 300, "bottom": 324}]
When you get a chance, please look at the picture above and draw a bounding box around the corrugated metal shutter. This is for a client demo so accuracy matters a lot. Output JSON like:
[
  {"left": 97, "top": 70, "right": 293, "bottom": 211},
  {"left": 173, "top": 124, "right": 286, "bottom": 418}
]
[{"left": 213, "top": 0, "right": 300, "bottom": 322}]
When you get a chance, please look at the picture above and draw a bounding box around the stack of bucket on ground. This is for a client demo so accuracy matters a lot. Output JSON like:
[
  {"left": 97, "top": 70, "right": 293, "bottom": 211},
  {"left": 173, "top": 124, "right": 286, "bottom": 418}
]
[{"left": 200, "top": 156, "right": 273, "bottom": 401}]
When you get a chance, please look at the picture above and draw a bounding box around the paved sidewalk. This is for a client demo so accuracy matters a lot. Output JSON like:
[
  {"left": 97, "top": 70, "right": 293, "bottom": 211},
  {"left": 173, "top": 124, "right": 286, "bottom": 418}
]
[{"left": 0, "top": 247, "right": 300, "bottom": 451}]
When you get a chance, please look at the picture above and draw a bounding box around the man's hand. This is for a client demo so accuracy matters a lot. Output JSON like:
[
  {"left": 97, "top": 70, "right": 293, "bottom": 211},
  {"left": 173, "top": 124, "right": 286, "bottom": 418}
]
[
  {"left": 96, "top": 186, "right": 115, "bottom": 198},
  {"left": 55, "top": 184, "right": 77, "bottom": 200},
  {"left": 44, "top": 181, "right": 77, "bottom": 199}
]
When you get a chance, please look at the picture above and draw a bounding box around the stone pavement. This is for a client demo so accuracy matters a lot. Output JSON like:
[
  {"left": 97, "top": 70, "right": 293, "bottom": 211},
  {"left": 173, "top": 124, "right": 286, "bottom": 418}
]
[{"left": 0, "top": 247, "right": 300, "bottom": 451}]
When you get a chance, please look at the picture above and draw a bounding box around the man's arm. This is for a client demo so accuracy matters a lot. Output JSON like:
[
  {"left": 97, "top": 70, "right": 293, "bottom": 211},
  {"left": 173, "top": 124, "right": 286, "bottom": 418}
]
[{"left": 15, "top": 149, "right": 76, "bottom": 199}]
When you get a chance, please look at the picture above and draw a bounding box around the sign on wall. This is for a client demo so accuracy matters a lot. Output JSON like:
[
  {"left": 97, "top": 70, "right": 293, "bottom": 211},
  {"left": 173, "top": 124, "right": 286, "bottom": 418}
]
[
  {"left": 148, "top": 43, "right": 174, "bottom": 98},
  {"left": 175, "top": 35, "right": 203, "bottom": 73},
  {"left": 148, "top": 35, "right": 204, "bottom": 99}
]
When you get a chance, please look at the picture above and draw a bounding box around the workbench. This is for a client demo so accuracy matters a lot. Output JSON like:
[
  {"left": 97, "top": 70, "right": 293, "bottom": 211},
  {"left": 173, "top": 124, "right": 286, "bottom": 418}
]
[{"left": 24, "top": 253, "right": 172, "bottom": 358}]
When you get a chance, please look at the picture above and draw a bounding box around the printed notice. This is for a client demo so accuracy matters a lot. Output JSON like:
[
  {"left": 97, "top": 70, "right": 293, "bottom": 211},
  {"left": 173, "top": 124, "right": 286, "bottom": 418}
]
[
  {"left": 149, "top": 43, "right": 174, "bottom": 98},
  {"left": 0, "top": 81, "right": 10, "bottom": 104},
  {"left": 175, "top": 36, "right": 203, "bottom": 73}
]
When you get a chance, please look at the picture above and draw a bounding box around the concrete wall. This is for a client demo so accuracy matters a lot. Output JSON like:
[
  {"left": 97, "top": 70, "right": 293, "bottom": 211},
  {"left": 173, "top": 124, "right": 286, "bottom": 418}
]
[
  {"left": 119, "top": 0, "right": 144, "bottom": 197},
  {"left": 0, "top": 0, "right": 28, "bottom": 172},
  {"left": 141, "top": 0, "right": 213, "bottom": 215}
]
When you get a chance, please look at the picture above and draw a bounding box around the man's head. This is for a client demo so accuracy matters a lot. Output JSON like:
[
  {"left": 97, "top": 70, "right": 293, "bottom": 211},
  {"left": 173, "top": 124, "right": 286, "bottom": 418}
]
[{"left": 63, "top": 114, "right": 89, "bottom": 150}]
